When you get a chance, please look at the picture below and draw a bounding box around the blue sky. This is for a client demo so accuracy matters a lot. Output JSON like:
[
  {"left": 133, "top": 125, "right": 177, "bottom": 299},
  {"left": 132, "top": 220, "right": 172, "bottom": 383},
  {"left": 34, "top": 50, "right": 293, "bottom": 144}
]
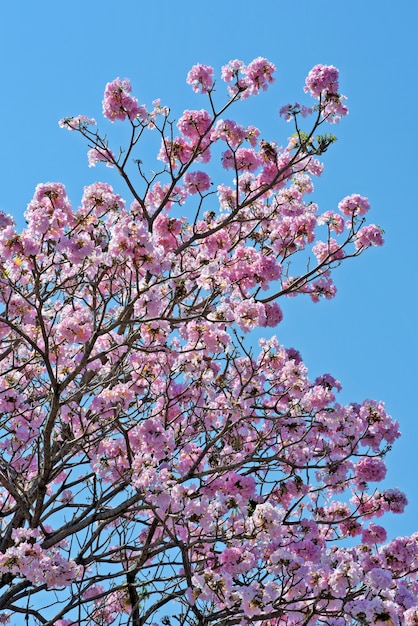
[{"left": 0, "top": 1, "right": 417, "bottom": 539}]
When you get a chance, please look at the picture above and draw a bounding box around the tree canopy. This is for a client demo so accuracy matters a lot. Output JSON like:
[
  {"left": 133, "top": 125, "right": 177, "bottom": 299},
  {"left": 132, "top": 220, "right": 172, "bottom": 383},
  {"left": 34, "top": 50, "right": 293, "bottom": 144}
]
[{"left": 0, "top": 59, "right": 416, "bottom": 626}]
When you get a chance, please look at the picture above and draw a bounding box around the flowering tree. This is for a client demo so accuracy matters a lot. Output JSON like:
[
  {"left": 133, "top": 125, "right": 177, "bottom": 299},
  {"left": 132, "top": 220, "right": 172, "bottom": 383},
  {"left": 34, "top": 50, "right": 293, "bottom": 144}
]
[{"left": 0, "top": 58, "right": 417, "bottom": 626}]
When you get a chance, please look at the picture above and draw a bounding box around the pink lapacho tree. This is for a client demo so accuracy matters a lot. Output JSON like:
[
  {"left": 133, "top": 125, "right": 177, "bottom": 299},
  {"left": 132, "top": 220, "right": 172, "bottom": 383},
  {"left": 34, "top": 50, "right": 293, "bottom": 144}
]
[{"left": 0, "top": 58, "right": 416, "bottom": 625}]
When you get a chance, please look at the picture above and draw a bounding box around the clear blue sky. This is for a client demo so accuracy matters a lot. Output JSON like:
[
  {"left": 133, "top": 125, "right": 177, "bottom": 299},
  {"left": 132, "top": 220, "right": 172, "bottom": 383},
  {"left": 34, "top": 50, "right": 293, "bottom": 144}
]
[{"left": 0, "top": 1, "right": 417, "bottom": 539}]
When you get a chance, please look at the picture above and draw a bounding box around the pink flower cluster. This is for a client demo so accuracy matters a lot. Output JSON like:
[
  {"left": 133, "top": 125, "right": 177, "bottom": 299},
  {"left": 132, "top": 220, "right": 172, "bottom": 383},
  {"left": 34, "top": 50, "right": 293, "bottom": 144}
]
[
  {"left": 355, "top": 224, "right": 385, "bottom": 249},
  {"left": 221, "top": 56, "right": 276, "bottom": 98},
  {"left": 355, "top": 456, "right": 387, "bottom": 484},
  {"left": 87, "top": 146, "right": 115, "bottom": 167},
  {"left": 0, "top": 529, "right": 80, "bottom": 588},
  {"left": 338, "top": 193, "right": 371, "bottom": 217},
  {"left": 58, "top": 115, "right": 96, "bottom": 130},
  {"left": 186, "top": 63, "right": 214, "bottom": 93},
  {"left": 211, "top": 119, "right": 259, "bottom": 148},
  {"left": 102, "top": 77, "right": 147, "bottom": 122},
  {"left": 158, "top": 109, "right": 213, "bottom": 168},
  {"left": 177, "top": 108, "right": 212, "bottom": 138},
  {"left": 362, "top": 523, "right": 388, "bottom": 545},
  {"left": 303, "top": 64, "right": 349, "bottom": 122},
  {"left": 183, "top": 171, "right": 211, "bottom": 194},
  {"left": 305, "top": 64, "right": 340, "bottom": 98}
]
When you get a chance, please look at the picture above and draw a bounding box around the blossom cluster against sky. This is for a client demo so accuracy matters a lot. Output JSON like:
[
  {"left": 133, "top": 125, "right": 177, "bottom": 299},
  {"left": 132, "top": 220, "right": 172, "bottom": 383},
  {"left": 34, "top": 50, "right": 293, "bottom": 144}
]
[{"left": 0, "top": 0, "right": 417, "bottom": 538}]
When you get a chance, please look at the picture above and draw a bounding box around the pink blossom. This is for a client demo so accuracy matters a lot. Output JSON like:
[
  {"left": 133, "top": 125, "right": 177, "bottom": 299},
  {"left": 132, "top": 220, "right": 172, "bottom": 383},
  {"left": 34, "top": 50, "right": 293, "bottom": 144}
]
[
  {"left": 354, "top": 224, "right": 384, "bottom": 250},
  {"left": 158, "top": 136, "right": 194, "bottom": 167},
  {"left": 60, "top": 490, "right": 73, "bottom": 504},
  {"left": 218, "top": 547, "right": 253, "bottom": 574},
  {"left": 318, "top": 211, "right": 345, "bottom": 234},
  {"left": 313, "top": 239, "right": 345, "bottom": 263},
  {"left": 186, "top": 63, "right": 214, "bottom": 93},
  {"left": 355, "top": 457, "right": 387, "bottom": 483},
  {"left": 308, "top": 273, "right": 337, "bottom": 302},
  {"left": 395, "top": 584, "right": 417, "bottom": 611},
  {"left": 153, "top": 214, "right": 182, "bottom": 251},
  {"left": 361, "top": 523, "right": 387, "bottom": 545},
  {"left": 304, "top": 64, "right": 340, "bottom": 98},
  {"left": 177, "top": 109, "right": 212, "bottom": 138},
  {"left": 102, "top": 77, "right": 147, "bottom": 122},
  {"left": 261, "top": 302, "right": 283, "bottom": 327},
  {"left": 315, "top": 373, "right": 342, "bottom": 392},
  {"left": 87, "top": 146, "right": 115, "bottom": 167},
  {"left": 221, "top": 59, "right": 246, "bottom": 83},
  {"left": 0, "top": 211, "right": 14, "bottom": 230},
  {"left": 59, "top": 115, "right": 96, "bottom": 130},
  {"left": 245, "top": 56, "right": 276, "bottom": 94},
  {"left": 183, "top": 171, "right": 211, "bottom": 194},
  {"left": 338, "top": 193, "right": 370, "bottom": 217},
  {"left": 221, "top": 57, "right": 275, "bottom": 98},
  {"left": 383, "top": 488, "right": 408, "bottom": 514},
  {"left": 322, "top": 93, "right": 349, "bottom": 123},
  {"left": 211, "top": 119, "right": 247, "bottom": 147},
  {"left": 233, "top": 300, "right": 268, "bottom": 331},
  {"left": 404, "top": 607, "right": 418, "bottom": 625},
  {"left": 222, "top": 147, "right": 261, "bottom": 171},
  {"left": 305, "top": 156, "right": 324, "bottom": 176}
]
